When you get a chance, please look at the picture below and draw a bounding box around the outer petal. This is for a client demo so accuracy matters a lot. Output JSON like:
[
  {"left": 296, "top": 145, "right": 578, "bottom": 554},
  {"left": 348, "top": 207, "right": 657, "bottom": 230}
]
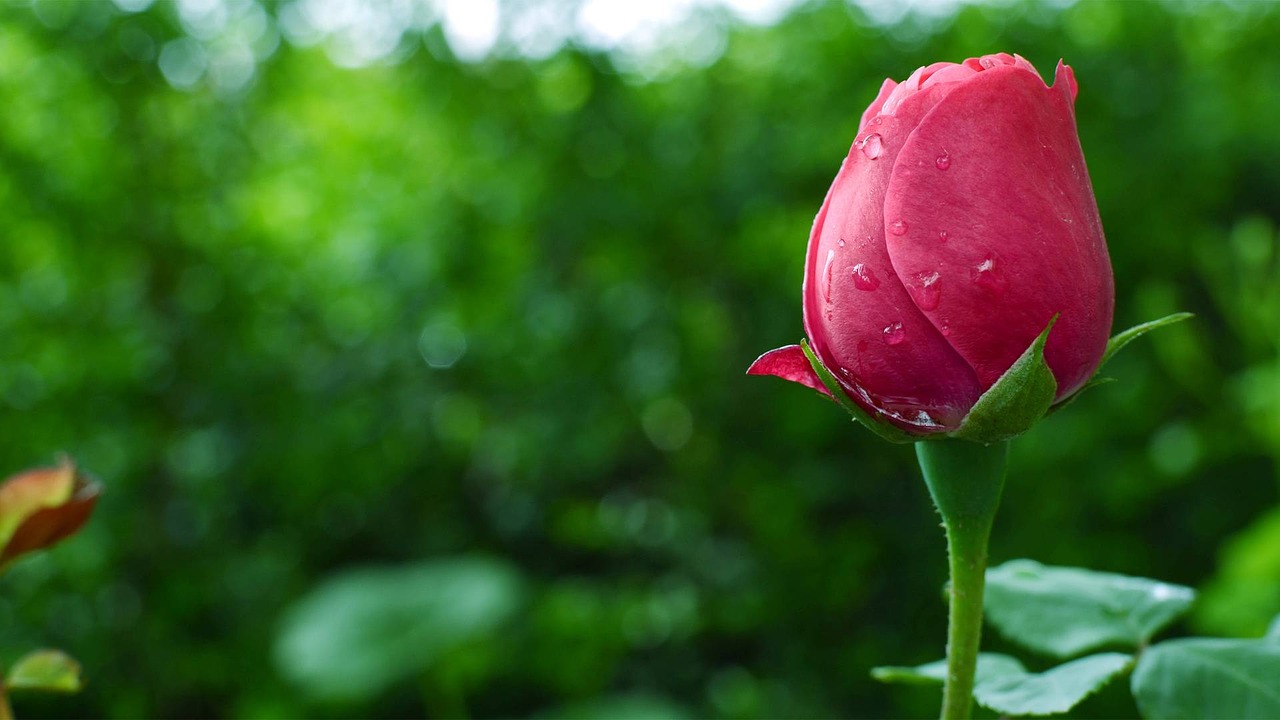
[
  {"left": 747, "top": 345, "right": 829, "bottom": 397},
  {"left": 803, "top": 83, "right": 982, "bottom": 431},
  {"left": 859, "top": 78, "right": 898, "bottom": 132},
  {"left": 883, "top": 64, "right": 1113, "bottom": 399}
]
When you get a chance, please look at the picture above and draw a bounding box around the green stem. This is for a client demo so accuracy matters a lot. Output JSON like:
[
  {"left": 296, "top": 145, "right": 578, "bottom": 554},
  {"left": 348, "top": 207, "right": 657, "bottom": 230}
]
[{"left": 916, "top": 439, "right": 1009, "bottom": 720}]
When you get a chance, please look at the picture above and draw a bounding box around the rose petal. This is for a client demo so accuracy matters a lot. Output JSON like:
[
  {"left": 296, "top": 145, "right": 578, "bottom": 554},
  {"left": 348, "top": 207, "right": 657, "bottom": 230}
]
[
  {"left": 803, "top": 81, "right": 981, "bottom": 430},
  {"left": 883, "top": 63, "right": 1113, "bottom": 398},
  {"left": 859, "top": 78, "right": 898, "bottom": 131},
  {"left": 747, "top": 344, "right": 830, "bottom": 396}
]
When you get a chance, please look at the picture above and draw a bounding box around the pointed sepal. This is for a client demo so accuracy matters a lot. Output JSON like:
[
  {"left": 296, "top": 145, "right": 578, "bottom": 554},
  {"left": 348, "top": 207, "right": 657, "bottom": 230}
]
[
  {"left": 799, "top": 339, "right": 918, "bottom": 444},
  {"left": 1098, "top": 312, "right": 1194, "bottom": 370},
  {"left": 950, "top": 316, "right": 1058, "bottom": 443},
  {"left": 1053, "top": 311, "right": 1193, "bottom": 410}
]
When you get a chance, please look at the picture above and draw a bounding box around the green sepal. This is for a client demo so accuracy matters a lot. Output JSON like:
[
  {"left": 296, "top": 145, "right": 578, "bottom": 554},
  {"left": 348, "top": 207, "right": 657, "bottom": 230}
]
[
  {"left": 799, "top": 339, "right": 916, "bottom": 445},
  {"left": 5, "top": 649, "right": 83, "bottom": 694},
  {"left": 949, "top": 316, "right": 1058, "bottom": 443},
  {"left": 1049, "top": 376, "right": 1115, "bottom": 415},
  {"left": 1054, "top": 312, "right": 1193, "bottom": 410},
  {"left": 1099, "top": 312, "right": 1194, "bottom": 369}
]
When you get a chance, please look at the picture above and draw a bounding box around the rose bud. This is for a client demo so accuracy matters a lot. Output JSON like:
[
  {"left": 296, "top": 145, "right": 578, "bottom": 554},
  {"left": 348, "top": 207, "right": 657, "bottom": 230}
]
[
  {"left": 0, "top": 458, "right": 100, "bottom": 570},
  {"left": 751, "top": 53, "right": 1115, "bottom": 441}
]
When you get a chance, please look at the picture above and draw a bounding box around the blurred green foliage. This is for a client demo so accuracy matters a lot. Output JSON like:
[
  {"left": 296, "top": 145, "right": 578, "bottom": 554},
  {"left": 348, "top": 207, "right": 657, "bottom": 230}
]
[{"left": 0, "top": 0, "right": 1276, "bottom": 717}]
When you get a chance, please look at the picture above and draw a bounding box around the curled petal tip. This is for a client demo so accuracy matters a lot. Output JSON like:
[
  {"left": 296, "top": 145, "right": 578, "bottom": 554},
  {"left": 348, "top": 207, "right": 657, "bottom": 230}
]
[
  {"left": 1054, "top": 59, "right": 1078, "bottom": 102},
  {"left": 747, "top": 344, "right": 830, "bottom": 396}
]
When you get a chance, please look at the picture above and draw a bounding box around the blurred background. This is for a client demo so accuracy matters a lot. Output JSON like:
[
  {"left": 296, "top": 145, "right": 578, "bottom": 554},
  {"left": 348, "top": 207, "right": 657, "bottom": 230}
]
[{"left": 0, "top": 0, "right": 1276, "bottom": 717}]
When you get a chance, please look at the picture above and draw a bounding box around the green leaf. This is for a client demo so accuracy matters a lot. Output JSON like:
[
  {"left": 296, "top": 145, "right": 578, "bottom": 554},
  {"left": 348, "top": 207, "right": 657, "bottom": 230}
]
[
  {"left": 985, "top": 559, "right": 1195, "bottom": 658},
  {"left": 974, "top": 652, "right": 1132, "bottom": 716},
  {"left": 871, "top": 652, "right": 1025, "bottom": 686},
  {"left": 1131, "top": 638, "right": 1280, "bottom": 719},
  {"left": 874, "top": 652, "right": 1131, "bottom": 716},
  {"left": 800, "top": 339, "right": 917, "bottom": 444},
  {"left": 5, "top": 649, "right": 83, "bottom": 693},
  {"left": 274, "top": 556, "right": 525, "bottom": 702},
  {"left": 1098, "top": 312, "right": 1194, "bottom": 370},
  {"left": 950, "top": 317, "right": 1058, "bottom": 443},
  {"left": 1195, "top": 508, "right": 1280, "bottom": 639}
]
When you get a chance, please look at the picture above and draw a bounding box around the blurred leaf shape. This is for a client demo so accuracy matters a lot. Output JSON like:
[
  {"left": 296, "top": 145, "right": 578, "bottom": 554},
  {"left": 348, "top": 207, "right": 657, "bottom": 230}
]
[
  {"left": 1131, "top": 638, "right": 1280, "bottom": 719},
  {"left": 0, "top": 458, "right": 100, "bottom": 570},
  {"left": 274, "top": 556, "right": 525, "bottom": 702},
  {"left": 1195, "top": 507, "right": 1280, "bottom": 638},
  {"left": 875, "top": 651, "right": 1132, "bottom": 715},
  {"left": 985, "top": 559, "right": 1194, "bottom": 658},
  {"left": 5, "top": 649, "right": 83, "bottom": 694}
]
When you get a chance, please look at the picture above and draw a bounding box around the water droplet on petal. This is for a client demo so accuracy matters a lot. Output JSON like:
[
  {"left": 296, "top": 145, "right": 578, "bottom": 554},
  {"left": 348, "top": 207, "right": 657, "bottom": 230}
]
[
  {"left": 938, "top": 230, "right": 949, "bottom": 242},
  {"left": 838, "top": 237, "right": 846, "bottom": 248},
  {"left": 941, "top": 319, "right": 951, "bottom": 336},
  {"left": 882, "top": 321, "right": 905, "bottom": 345},
  {"left": 907, "top": 270, "right": 941, "bottom": 311},
  {"left": 888, "top": 220, "right": 908, "bottom": 236},
  {"left": 822, "top": 249, "right": 836, "bottom": 302},
  {"left": 851, "top": 263, "right": 880, "bottom": 291},
  {"left": 872, "top": 116, "right": 883, "bottom": 126},
  {"left": 860, "top": 133, "right": 883, "bottom": 160},
  {"left": 980, "top": 57, "right": 996, "bottom": 69},
  {"left": 971, "top": 254, "right": 1006, "bottom": 295},
  {"left": 913, "top": 410, "right": 939, "bottom": 428},
  {"left": 935, "top": 152, "right": 951, "bottom": 170}
]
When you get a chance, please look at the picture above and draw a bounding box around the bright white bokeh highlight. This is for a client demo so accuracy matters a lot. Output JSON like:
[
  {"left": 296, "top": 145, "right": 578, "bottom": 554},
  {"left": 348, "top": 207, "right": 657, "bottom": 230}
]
[{"left": 153, "top": 0, "right": 1014, "bottom": 91}]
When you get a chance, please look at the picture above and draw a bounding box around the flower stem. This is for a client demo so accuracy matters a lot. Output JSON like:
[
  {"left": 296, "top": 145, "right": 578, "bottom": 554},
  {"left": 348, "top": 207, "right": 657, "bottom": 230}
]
[{"left": 915, "top": 439, "right": 1009, "bottom": 720}]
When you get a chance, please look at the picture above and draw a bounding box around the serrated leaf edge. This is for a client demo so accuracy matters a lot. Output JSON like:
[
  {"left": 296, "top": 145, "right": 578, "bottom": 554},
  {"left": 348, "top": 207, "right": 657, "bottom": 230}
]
[{"left": 975, "top": 652, "right": 1134, "bottom": 716}]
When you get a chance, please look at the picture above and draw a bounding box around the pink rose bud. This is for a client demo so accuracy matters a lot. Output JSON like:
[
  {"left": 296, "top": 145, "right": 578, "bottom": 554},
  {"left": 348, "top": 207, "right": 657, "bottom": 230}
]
[{"left": 751, "top": 54, "right": 1114, "bottom": 435}]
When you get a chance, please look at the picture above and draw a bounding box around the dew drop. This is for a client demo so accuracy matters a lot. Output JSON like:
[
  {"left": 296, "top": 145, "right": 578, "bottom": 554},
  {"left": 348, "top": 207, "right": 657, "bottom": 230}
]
[
  {"left": 979, "top": 57, "right": 996, "bottom": 69},
  {"left": 938, "top": 230, "right": 949, "bottom": 242},
  {"left": 822, "top": 249, "right": 836, "bottom": 302},
  {"left": 941, "top": 319, "right": 951, "bottom": 336},
  {"left": 882, "top": 321, "right": 905, "bottom": 345},
  {"left": 838, "top": 237, "right": 846, "bottom": 248},
  {"left": 859, "top": 133, "right": 883, "bottom": 160},
  {"left": 935, "top": 152, "right": 951, "bottom": 170},
  {"left": 913, "top": 410, "right": 939, "bottom": 428},
  {"left": 888, "top": 219, "right": 908, "bottom": 236},
  {"left": 872, "top": 116, "right": 883, "bottom": 125},
  {"left": 971, "top": 254, "right": 1006, "bottom": 295},
  {"left": 907, "top": 270, "right": 941, "bottom": 311},
  {"left": 851, "top": 263, "right": 880, "bottom": 291}
]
